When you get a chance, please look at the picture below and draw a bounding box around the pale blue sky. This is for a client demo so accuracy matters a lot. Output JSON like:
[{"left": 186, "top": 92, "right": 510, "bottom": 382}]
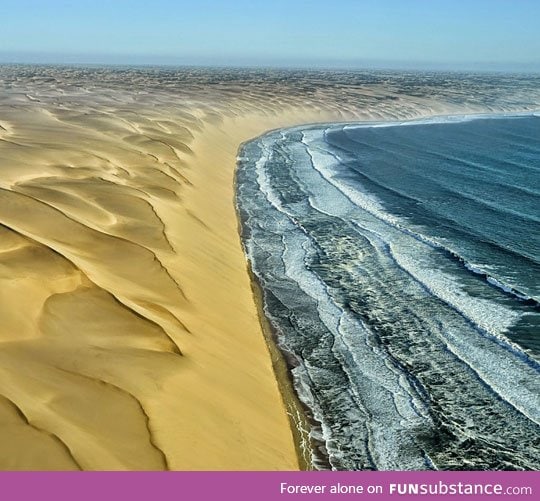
[{"left": 1, "top": 0, "right": 539, "bottom": 70}]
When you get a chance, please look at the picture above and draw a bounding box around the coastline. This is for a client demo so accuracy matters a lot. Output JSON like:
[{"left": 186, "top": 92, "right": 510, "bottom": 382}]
[
  {"left": 168, "top": 112, "right": 345, "bottom": 469},
  {"left": 1, "top": 65, "right": 540, "bottom": 470},
  {"left": 245, "top": 266, "right": 315, "bottom": 470},
  {"left": 235, "top": 113, "right": 540, "bottom": 470}
]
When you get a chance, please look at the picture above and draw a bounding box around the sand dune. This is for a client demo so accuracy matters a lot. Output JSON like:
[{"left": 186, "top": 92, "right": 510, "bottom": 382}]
[{"left": 0, "top": 65, "right": 539, "bottom": 470}]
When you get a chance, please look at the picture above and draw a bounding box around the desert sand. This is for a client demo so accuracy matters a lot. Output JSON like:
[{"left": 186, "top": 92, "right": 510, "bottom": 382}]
[{"left": 0, "top": 66, "right": 538, "bottom": 470}]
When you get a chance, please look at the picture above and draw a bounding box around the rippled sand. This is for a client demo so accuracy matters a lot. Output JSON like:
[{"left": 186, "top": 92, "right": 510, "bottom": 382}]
[{"left": 0, "top": 65, "right": 538, "bottom": 470}]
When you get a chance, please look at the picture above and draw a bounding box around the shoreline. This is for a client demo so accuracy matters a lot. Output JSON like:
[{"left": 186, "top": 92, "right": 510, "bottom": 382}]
[
  {"left": 234, "top": 113, "right": 540, "bottom": 470},
  {"left": 232, "top": 110, "right": 540, "bottom": 470},
  {"left": 234, "top": 136, "right": 335, "bottom": 471},
  {"left": 232, "top": 151, "right": 314, "bottom": 469},
  {"left": 154, "top": 111, "right": 349, "bottom": 470},
  {"left": 1, "top": 64, "right": 540, "bottom": 469},
  {"left": 244, "top": 266, "right": 315, "bottom": 470}
]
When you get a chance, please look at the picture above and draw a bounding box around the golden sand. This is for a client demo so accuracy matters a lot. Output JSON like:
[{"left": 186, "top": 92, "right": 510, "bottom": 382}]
[
  {"left": 0, "top": 66, "right": 538, "bottom": 470},
  {"left": 0, "top": 99, "right": 337, "bottom": 470}
]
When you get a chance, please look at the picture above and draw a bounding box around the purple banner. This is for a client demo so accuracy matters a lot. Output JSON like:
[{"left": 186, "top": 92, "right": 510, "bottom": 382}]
[{"left": 1, "top": 471, "right": 538, "bottom": 501}]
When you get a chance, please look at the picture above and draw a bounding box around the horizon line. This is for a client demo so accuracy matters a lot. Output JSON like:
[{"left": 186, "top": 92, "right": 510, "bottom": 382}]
[{"left": 1, "top": 51, "right": 540, "bottom": 74}]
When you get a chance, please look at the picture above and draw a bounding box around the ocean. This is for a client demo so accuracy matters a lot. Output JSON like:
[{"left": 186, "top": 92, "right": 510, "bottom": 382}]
[{"left": 236, "top": 114, "right": 540, "bottom": 471}]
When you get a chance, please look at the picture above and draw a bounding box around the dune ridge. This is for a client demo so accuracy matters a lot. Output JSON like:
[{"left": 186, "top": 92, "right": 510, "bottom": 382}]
[{"left": 0, "top": 65, "right": 539, "bottom": 470}]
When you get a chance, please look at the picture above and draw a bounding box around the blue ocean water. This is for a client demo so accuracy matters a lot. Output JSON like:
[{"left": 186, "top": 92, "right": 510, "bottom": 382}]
[{"left": 236, "top": 115, "right": 540, "bottom": 470}]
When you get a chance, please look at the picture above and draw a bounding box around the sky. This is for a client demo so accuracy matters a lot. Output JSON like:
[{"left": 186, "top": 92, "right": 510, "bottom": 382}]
[{"left": 0, "top": 0, "right": 539, "bottom": 71}]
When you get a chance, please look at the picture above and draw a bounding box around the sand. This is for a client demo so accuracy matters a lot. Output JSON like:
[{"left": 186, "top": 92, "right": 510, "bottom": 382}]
[{"left": 0, "top": 66, "right": 539, "bottom": 470}]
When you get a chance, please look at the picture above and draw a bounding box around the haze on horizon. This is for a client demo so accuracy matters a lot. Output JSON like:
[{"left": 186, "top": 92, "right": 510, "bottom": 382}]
[{"left": 1, "top": 0, "right": 539, "bottom": 72}]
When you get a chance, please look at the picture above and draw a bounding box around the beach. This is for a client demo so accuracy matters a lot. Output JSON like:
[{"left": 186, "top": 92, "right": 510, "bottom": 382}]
[{"left": 0, "top": 66, "right": 539, "bottom": 470}]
